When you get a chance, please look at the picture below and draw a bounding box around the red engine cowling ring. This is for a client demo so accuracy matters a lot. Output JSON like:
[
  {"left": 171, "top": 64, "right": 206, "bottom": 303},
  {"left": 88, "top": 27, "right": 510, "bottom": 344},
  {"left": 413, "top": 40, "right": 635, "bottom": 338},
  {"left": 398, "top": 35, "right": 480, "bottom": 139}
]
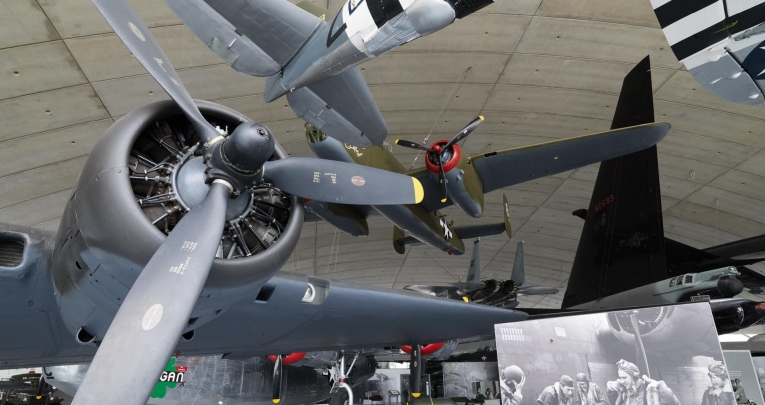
[
  {"left": 399, "top": 343, "right": 445, "bottom": 356},
  {"left": 424, "top": 141, "right": 461, "bottom": 174},
  {"left": 268, "top": 352, "right": 307, "bottom": 365}
]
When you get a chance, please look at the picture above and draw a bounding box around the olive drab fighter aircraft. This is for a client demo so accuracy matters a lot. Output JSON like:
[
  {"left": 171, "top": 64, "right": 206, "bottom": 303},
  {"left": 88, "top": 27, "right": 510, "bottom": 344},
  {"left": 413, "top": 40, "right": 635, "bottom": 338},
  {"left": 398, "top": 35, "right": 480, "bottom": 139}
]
[
  {"left": 302, "top": 73, "right": 672, "bottom": 255},
  {"left": 0, "top": 0, "right": 536, "bottom": 404}
]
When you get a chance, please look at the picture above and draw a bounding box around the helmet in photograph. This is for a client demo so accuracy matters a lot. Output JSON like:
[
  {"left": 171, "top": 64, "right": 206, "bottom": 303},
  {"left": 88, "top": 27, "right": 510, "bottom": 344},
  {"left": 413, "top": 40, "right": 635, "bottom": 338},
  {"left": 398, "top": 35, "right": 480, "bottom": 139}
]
[{"left": 502, "top": 365, "right": 524, "bottom": 383}]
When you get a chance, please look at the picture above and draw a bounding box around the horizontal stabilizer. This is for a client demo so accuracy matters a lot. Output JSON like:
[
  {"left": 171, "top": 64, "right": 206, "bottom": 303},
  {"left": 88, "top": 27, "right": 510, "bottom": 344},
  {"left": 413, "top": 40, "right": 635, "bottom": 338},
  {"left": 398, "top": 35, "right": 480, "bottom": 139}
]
[
  {"left": 454, "top": 222, "right": 508, "bottom": 240},
  {"left": 518, "top": 285, "right": 560, "bottom": 296},
  {"left": 287, "top": 67, "right": 388, "bottom": 147}
]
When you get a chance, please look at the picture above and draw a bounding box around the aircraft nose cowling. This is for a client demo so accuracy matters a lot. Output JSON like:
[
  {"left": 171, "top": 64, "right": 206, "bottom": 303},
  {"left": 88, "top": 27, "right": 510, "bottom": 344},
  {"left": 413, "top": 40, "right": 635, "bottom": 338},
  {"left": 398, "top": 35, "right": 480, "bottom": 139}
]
[{"left": 717, "top": 276, "right": 744, "bottom": 297}]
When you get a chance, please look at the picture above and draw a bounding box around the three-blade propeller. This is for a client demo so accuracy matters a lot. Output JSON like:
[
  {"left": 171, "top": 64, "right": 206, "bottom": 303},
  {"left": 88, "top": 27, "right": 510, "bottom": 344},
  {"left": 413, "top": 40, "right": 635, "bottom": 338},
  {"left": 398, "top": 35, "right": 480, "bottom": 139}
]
[
  {"left": 73, "top": 1, "right": 425, "bottom": 404},
  {"left": 396, "top": 116, "right": 483, "bottom": 203}
]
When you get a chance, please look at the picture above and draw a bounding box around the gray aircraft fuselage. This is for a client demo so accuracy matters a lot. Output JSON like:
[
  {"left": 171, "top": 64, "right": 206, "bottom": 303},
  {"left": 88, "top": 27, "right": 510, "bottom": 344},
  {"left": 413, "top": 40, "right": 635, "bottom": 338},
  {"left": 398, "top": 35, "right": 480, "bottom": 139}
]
[
  {"left": 570, "top": 267, "right": 741, "bottom": 310},
  {"left": 267, "top": 0, "right": 486, "bottom": 101}
]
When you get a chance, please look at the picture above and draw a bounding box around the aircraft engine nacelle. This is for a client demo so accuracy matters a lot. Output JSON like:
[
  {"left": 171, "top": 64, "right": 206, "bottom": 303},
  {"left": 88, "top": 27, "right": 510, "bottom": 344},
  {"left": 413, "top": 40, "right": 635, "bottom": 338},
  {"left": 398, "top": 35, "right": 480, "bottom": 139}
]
[
  {"left": 468, "top": 279, "right": 497, "bottom": 300},
  {"left": 714, "top": 301, "right": 765, "bottom": 333},
  {"left": 500, "top": 280, "right": 517, "bottom": 295},
  {"left": 605, "top": 305, "right": 719, "bottom": 351},
  {"left": 425, "top": 141, "right": 484, "bottom": 218},
  {"left": 482, "top": 279, "right": 498, "bottom": 295},
  {"left": 51, "top": 100, "right": 304, "bottom": 344}
]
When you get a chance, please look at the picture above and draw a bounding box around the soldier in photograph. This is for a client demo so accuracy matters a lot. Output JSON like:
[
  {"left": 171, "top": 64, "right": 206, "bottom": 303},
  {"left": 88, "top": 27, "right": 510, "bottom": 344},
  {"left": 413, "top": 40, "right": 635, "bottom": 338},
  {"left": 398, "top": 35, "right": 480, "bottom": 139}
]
[
  {"left": 501, "top": 365, "right": 525, "bottom": 405},
  {"left": 606, "top": 360, "right": 680, "bottom": 405},
  {"left": 537, "top": 375, "right": 576, "bottom": 405},
  {"left": 576, "top": 373, "right": 608, "bottom": 405},
  {"left": 701, "top": 364, "right": 734, "bottom": 405}
]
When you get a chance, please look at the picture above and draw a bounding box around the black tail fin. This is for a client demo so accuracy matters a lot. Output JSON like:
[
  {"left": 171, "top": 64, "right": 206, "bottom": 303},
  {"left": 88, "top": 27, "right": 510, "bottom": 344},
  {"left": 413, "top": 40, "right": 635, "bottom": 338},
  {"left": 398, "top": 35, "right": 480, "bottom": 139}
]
[{"left": 562, "top": 56, "right": 669, "bottom": 308}]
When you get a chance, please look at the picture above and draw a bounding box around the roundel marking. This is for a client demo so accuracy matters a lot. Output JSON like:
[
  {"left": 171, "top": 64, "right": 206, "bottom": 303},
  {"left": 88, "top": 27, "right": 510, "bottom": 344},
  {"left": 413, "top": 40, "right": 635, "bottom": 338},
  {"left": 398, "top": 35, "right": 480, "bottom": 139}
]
[
  {"left": 142, "top": 304, "right": 164, "bottom": 331},
  {"left": 128, "top": 22, "right": 146, "bottom": 41},
  {"left": 351, "top": 176, "right": 366, "bottom": 186}
]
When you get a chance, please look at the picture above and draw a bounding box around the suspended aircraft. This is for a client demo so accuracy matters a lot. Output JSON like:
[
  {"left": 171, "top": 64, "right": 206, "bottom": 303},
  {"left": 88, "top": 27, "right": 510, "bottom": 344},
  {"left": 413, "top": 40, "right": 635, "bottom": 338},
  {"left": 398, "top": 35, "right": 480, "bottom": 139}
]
[
  {"left": 304, "top": 116, "right": 668, "bottom": 255},
  {"left": 559, "top": 56, "right": 765, "bottom": 334},
  {"left": 404, "top": 240, "right": 559, "bottom": 307},
  {"left": 0, "top": 1, "right": 538, "bottom": 404},
  {"left": 648, "top": 0, "right": 765, "bottom": 105},
  {"left": 161, "top": 0, "right": 507, "bottom": 147}
]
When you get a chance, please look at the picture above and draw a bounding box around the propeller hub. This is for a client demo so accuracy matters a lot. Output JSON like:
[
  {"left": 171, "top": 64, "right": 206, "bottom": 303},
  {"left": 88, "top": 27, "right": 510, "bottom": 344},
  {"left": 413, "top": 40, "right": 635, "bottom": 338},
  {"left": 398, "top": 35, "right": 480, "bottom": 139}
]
[
  {"left": 424, "top": 140, "right": 461, "bottom": 174},
  {"left": 175, "top": 157, "right": 251, "bottom": 220},
  {"left": 222, "top": 122, "right": 275, "bottom": 174}
]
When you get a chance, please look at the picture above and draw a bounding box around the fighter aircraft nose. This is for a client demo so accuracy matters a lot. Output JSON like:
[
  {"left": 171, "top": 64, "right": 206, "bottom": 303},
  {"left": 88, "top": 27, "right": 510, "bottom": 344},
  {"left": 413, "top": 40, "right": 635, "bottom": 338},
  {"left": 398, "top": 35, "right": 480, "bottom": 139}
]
[{"left": 717, "top": 275, "right": 744, "bottom": 298}]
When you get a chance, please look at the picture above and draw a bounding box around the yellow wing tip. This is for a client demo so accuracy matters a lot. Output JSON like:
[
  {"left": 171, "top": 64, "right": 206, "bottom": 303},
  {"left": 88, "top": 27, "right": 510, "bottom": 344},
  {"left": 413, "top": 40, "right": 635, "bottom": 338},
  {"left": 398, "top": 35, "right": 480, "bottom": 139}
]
[
  {"left": 478, "top": 115, "right": 484, "bottom": 120},
  {"left": 413, "top": 178, "right": 424, "bottom": 204},
  {"left": 395, "top": 139, "right": 400, "bottom": 144},
  {"left": 36, "top": 397, "right": 42, "bottom": 400},
  {"left": 440, "top": 198, "right": 447, "bottom": 203},
  {"left": 462, "top": 296, "right": 469, "bottom": 302},
  {"left": 413, "top": 393, "right": 421, "bottom": 398},
  {"left": 273, "top": 399, "right": 281, "bottom": 403}
]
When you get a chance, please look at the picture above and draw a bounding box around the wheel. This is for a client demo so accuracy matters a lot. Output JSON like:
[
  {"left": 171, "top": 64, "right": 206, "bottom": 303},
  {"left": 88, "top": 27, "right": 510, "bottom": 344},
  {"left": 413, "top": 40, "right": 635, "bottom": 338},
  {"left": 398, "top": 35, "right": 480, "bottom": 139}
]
[{"left": 329, "top": 389, "right": 350, "bottom": 405}]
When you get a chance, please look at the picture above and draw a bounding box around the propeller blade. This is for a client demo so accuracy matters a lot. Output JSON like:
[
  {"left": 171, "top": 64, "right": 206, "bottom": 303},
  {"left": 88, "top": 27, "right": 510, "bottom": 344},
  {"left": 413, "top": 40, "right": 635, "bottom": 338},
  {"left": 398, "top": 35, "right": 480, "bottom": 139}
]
[
  {"left": 71, "top": 181, "right": 232, "bottom": 405},
  {"left": 438, "top": 154, "right": 448, "bottom": 203},
  {"left": 395, "top": 139, "right": 431, "bottom": 152},
  {"left": 263, "top": 158, "right": 424, "bottom": 205},
  {"left": 91, "top": 0, "right": 218, "bottom": 144},
  {"left": 272, "top": 355, "right": 283, "bottom": 404},
  {"left": 409, "top": 344, "right": 422, "bottom": 398},
  {"left": 442, "top": 116, "right": 484, "bottom": 151}
]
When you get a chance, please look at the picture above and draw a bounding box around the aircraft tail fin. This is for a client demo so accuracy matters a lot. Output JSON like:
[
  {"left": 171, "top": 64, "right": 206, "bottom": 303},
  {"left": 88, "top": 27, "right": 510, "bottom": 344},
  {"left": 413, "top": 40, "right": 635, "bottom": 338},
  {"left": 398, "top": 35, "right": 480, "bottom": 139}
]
[
  {"left": 562, "top": 56, "right": 669, "bottom": 308},
  {"left": 511, "top": 241, "right": 525, "bottom": 285},
  {"left": 466, "top": 239, "right": 481, "bottom": 283}
]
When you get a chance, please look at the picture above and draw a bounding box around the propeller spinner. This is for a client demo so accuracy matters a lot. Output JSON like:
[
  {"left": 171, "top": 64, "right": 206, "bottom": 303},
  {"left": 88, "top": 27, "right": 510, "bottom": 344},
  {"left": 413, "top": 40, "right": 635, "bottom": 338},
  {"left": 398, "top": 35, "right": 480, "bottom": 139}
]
[{"left": 396, "top": 116, "right": 483, "bottom": 203}]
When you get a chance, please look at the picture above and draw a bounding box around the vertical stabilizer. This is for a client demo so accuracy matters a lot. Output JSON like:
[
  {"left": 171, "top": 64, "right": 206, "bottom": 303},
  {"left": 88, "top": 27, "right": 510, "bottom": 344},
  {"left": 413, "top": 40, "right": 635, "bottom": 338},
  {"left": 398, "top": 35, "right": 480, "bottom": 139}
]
[
  {"left": 511, "top": 241, "right": 525, "bottom": 285},
  {"left": 466, "top": 238, "right": 481, "bottom": 283},
  {"left": 562, "top": 56, "right": 668, "bottom": 308}
]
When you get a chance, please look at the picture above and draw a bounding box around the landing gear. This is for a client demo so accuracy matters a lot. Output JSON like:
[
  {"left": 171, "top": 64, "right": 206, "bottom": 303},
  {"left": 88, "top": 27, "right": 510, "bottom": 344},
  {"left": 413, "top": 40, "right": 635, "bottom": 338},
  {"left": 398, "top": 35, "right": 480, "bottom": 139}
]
[{"left": 329, "top": 353, "right": 358, "bottom": 405}]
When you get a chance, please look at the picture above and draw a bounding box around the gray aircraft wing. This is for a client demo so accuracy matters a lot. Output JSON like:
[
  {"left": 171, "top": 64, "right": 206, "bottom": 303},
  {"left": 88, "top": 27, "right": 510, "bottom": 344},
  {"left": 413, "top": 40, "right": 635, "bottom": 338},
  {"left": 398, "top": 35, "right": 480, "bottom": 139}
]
[
  {"left": 412, "top": 122, "right": 670, "bottom": 211},
  {"left": 286, "top": 67, "right": 388, "bottom": 148},
  {"left": 179, "top": 271, "right": 525, "bottom": 356},
  {"left": 0, "top": 222, "right": 524, "bottom": 367},
  {"left": 165, "top": 0, "right": 321, "bottom": 75}
]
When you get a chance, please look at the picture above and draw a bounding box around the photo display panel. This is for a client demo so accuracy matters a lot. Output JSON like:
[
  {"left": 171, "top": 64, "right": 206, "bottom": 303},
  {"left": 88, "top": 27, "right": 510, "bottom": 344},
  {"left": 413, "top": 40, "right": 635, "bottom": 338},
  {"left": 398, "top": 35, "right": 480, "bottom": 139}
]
[
  {"left": 495, "top": 303, "right": 734, "bottom": 405},
  {"left": 723, "top": 351, "right": 765, "bottom": 405}
]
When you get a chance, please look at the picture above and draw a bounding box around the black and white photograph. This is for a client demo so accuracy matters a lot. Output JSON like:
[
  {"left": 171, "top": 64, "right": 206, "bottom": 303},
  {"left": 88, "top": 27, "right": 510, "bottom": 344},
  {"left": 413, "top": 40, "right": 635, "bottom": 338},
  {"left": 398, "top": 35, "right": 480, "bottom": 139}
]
[
  {"left": 723, "top": 351, "right": 765, "bottom": 405},
  {"left": 495, "top": 303, "right": 733, "bottom": 405},
  {"left": 443, "top": 362, "right": 501, "bottom": 400}
]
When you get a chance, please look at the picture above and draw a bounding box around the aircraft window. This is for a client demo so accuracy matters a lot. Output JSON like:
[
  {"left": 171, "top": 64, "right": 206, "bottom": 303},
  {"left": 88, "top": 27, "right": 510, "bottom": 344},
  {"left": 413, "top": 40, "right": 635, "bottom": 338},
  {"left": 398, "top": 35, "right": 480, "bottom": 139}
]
[
  {"left": 670, "top": 277, "right": 678, "bottom": 287},
  {"left": 684, "top": 275, "right": 694, "bottom": 284},
  {"left": 302, "top": 276, "right": 330, "bottom": 305}
]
